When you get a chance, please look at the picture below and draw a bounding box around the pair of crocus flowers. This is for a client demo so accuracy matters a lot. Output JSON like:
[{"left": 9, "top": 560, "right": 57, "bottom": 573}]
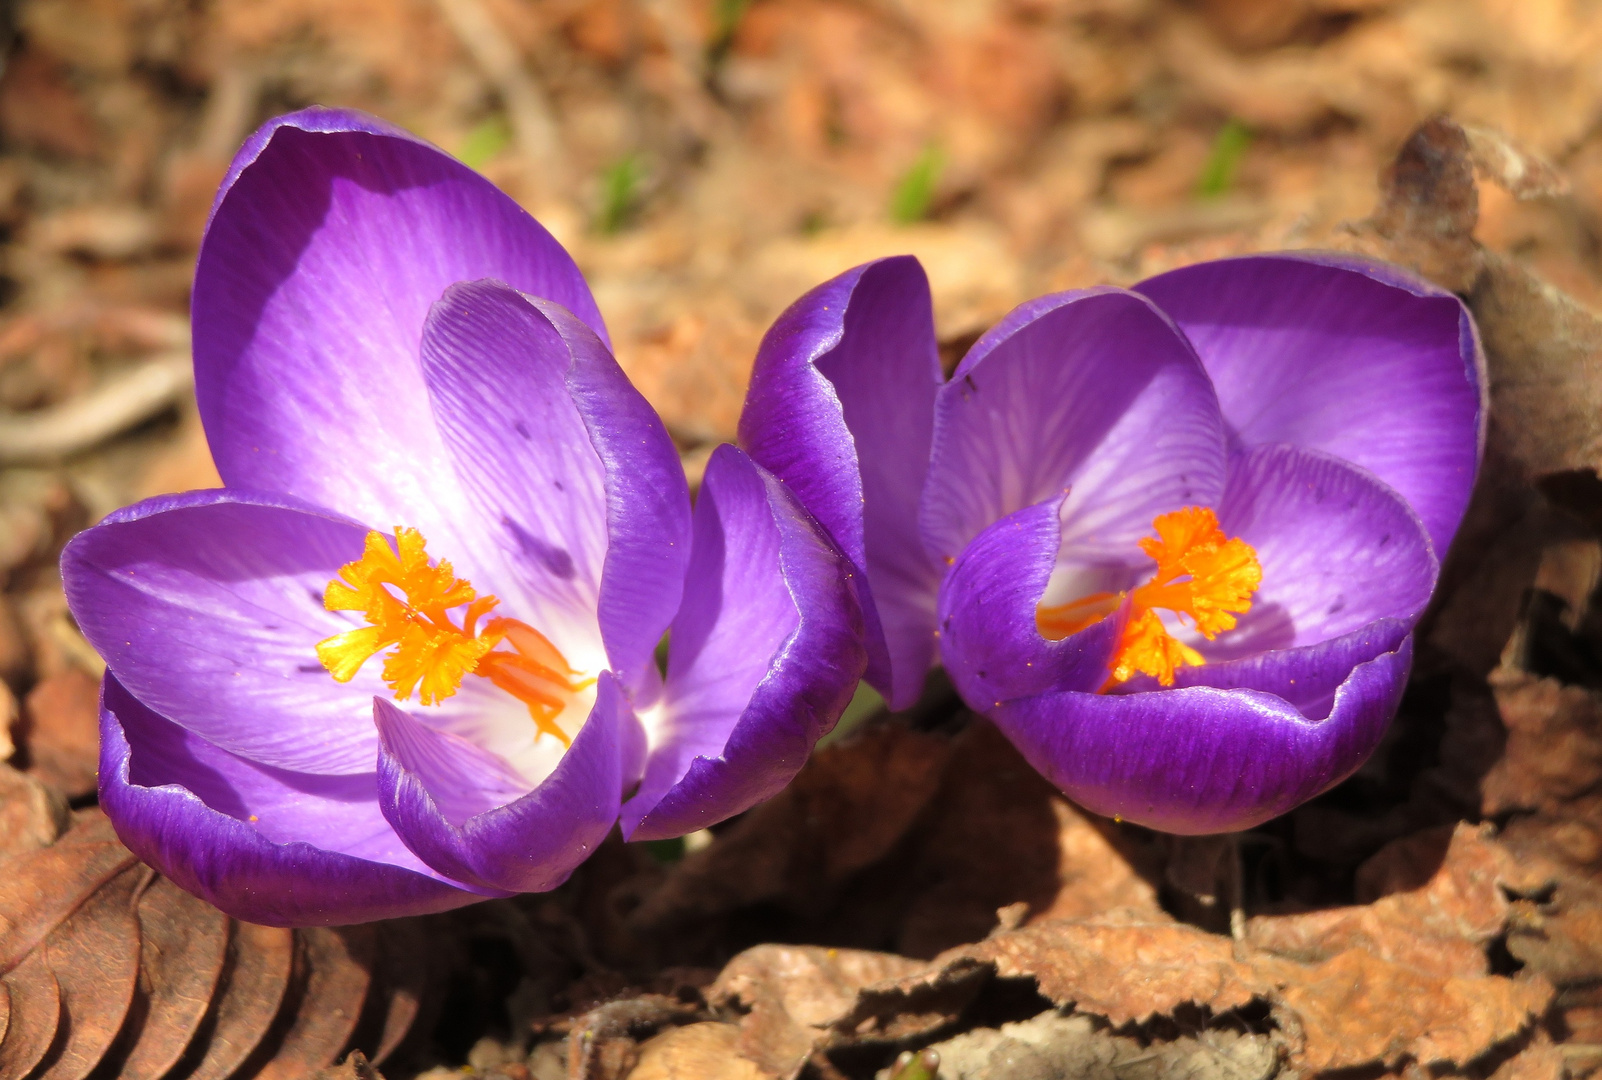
[{"left": 62, "top": 109, "right": 1483, "bottom": 927}]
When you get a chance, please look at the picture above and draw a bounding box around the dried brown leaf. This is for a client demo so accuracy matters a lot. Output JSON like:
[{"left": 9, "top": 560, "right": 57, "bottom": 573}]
[
  {"left": 1282, "top": 949, "right": 1552, "bottom": 1072},
  {"left": 311, "top": 1049, "right": 385, "bottom": 1080},
  {"left": 1471, "top": 251, "right": 1602, "bottom": 480},
  {"left": 628, "top": 1023, "right": 774, "bottom": 1080},
  {"left": 918, "top": 1009, "right": 1279, "bottom": 1080},
  {"left": 957, "top": 917, "right": 1278, "bottom": 1025},
  {"left": 19, "top": 668, "right": 101, "bottom": 800},
  {"left": 1508, "top": 903, "right": 1602, "bottom": 987},
  {"left": 1484, "top": 671, "right": 1602, "bottom": 814},
  {"left": 567, "top": 995, "right": 705, "bottom": 1080},
  {"left": 32, "top": 862, "right": 143, "bottom": 1079},
  {"left": 117, "top": 873, "right": 231, "bottom": 1079},
  {"left": 1464, "top": 126, "right": 1571, "bottom": 201},
  {"left": 1247, "top": 823, "right": 1533, "bottom": 978},
  {"left": 183, "top": 921, "right": 296, "bottom": 1080},
  {"left": 366, "top": 919, "right": 432, "bottom": 1066},
  {"left": 251, "top": 926, "right": 377, "bottom": 1080},
  {"left": 0, "top": 813, "right": 137, "bottom": 971},
  {"left": 710, "top": 946, "right": 927, "bottom": 1078},
  {"left": 1353, "top": 115, "right": 1483, "bottom": 291},
  {"left": 628, "top": 725, "right": 954, "bottom": 936},
  {"left": 0, "top": 951, "right": 59, "bottom": 1080},
  {"left": 0, "top": 763, "right": 67, "bottom": 860},
  {"left": 1487, "top": 1031, "right": 1567, "bottom": 1080}
]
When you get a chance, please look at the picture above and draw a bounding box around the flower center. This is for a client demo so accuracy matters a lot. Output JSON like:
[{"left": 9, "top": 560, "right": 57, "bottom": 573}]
[
  {"left": 315, "top": 528, "right": 591, "bottom": 745},
  {"left": 1036, "top": 506, "right": 1262, "bottom": 688}
]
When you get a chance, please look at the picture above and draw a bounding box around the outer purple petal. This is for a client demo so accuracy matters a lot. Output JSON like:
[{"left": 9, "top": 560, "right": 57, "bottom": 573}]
[
  {"left": 192, "top": 107, "right": 606, "bottom": 552},
  {"left": 987, "top": 637, "right": 1413, "bottom": 834},
  {"left": 921, "top": 288, "right": 1227, "bottom": 574},
  {"left": 621, "top": 446, "right": 865, "bottom": 842},
  {"left": 418, "top": 280, "right": 691, "bottom": 685},
  {"left": 936, "top": 495, "right": 1124, "bottom": 710},
  {"left": 101, "top": 675, "right": 486, "bottom": 927},
  {"left": 1134, "top": 252, "right": 1485, "bottom": 555},
  {"left": 373, "top": 674, "right": 627, "bottom": 893},
  {"left": 62, "top": 489, "right": 387, "bottom": 775},
  {"left": 738, "top": 257, "right": 942, "bottom": 709}
]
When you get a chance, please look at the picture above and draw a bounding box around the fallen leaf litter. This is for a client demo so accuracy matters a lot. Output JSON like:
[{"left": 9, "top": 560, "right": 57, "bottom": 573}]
[{"left": 5, "top": 0, "right": 1602, "bottom": 1077}]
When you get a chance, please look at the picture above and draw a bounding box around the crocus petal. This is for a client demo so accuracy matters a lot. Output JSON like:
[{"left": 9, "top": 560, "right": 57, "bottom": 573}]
[
  {"left": 373, "top": 674, "right": 627, "bottom": 894},
  {"left": 1202, "top": 442, "right": 1439, "bottom": 659},
  {"left": 621, "top": 446, "right": 864, "bottom": 841},
  {"left": 62, "top": 489, "right": 389, "bottom": 775},
  {"left": 936, "top": 495, "right": 1125, "bottom": 710},
  {"left": 738, "top": 257, "right": 943, "bottom": 709},
  {"left": 921, "top": 289, "right": 1227, "bottom": 576},
  {"left": 987, "top": 637, "right": 1413, "bottom": 834},
  {"left": 192, "top": 107, "right": 606, "bottom": 559},
  {"left": 1134, "top": 252, "right": 1485, "bottom": 555},
  {"left": 1115, "top": 444, "right": 1437, "bottom": 721},
  {"left": 418, "top": 279, "right": 690, "bottom": 683},
  {"left": 101, "top": 676, "right": 486, "bottom": 927}
]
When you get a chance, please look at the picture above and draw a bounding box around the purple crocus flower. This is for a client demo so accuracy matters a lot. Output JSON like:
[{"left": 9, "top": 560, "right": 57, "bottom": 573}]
[
  {"left": 60, "top": 108, "right": 864, "bottom": 926},
  {"left": 739, "top": 253, "right": 1483, "bottom": 834}
]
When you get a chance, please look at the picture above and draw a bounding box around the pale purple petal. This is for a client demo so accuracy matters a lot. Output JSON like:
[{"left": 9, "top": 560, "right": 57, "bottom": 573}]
[
  {"left": 1200, "top": 443, "right": 1439, "bottom": 660},
  {"left": 62, "top": 489, "right": 387, "bottom": 775},
  {"left": 101, "top": 676, "right": 488, "bottom": 927},
  {"left": 738, "top": 257, "right": 943, "bottom": 709},
  {"left": 417, "top": 280, "right": 614, "bottom": 673},
  {"left": 987, "top": 637, "right": 1413, "bottom": 834},
  {"left": 936, "top": 495, "right": 1124, "bottom": 710},
  {"left": 1135, "top": 252, "right": 1484, "bottom": 555},
  {"left": 369, "top": 705, "right": 532, "bottom": 827},
  {"left": 374, "top": 674, "right": 628, "bottom": 894},
  {"left": 528, "top": 295, "right": 692, "bottom": 693},
  {"left": 621, "top": 446, "right": 864, "bottom": 841},
  {"left": 921, "top": 288, "right": 1227, "bottom": 576},
  {"left": 192, "top": 107, "right": 605, "bottom": 563}
]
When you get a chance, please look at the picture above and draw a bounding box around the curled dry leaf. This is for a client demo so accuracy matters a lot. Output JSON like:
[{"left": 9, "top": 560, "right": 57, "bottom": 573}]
[
  {"left": 563, "top": 993, "right": 705, "bottom": 1080},
  {"left": 1245, "top": 823, "right": 1541, "bottom": 979},
  {"left": 1351, "top": 115, "right": 1602, "bottom": 486},
  {"left": 1483, "top": 670, "right": 1602, "bottom": 815},
  {"left": 0, "top": 807, "right": 441, "bottom": 1080},
  {"left": 0, "top": 763, "right": 67, "bottom": 860},
  {"left": 710, "top": 946, "right": 927, "bottom": 1078},
  {"left": 628, "top": 1023, "right": 772, "bottom": 1080},
  {"left": 629, "top": 720, "right": 1160, "bottom": 966},
  {"left": 1281, "top": 949, "right": 1552, "bottom": 1073},
  {"left": 18, "top": 667, "right": 100, "bottom": 800},
  {"left": 911, "top": 1009, "right": 1277, "bottom": 1080}
]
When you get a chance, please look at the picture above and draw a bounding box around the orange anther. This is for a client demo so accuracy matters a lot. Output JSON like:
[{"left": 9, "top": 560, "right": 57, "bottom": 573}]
[
  {"left": 1035, "top": 507, "right": 1261, "bottom": 688},
  {"left": 316, "top": 528, "right": 587, "bottom": 737}
]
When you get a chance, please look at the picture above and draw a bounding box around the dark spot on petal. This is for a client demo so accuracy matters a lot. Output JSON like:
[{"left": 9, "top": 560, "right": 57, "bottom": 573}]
[
  {"left": 554, "top": 479, "right": 565, "bottom": 491},
  {"left": 515, "top": 420, "right": 532, "bottom": 439},
  {"left": 297, "top": 663, "right": 325, "bottom": 673},
  {"left": 1326, "top": 598, "right": 1346, "bottom": 616},
  {"left": 506, "top": 518, "right": 576, "bottom": 578}
]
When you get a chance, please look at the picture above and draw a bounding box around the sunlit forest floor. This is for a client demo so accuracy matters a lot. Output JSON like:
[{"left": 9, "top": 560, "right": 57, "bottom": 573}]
[{"left": 4, "top": 1, "right": 1602, "bottom": 1078}]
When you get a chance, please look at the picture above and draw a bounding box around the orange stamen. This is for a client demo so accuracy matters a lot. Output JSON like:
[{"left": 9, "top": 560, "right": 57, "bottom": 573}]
[
  {"left": 1035, "top": 506, "right": 1262, "bottom": 688},
  {"left": 316, "top": 528, "right": 586, "bottom": 744}
]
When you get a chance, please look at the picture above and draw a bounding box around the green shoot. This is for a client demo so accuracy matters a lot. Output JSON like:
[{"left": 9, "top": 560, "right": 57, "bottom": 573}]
[
  {"left": 890, "top": 144, "right": 946, "bottom": 225},
  {"left": 596, "top": 154, "right": 645, "bottom": 235},
  {"left": 457, "top": 115, "right": 511, "bottom": 171},
  {"left": 709, "top": 0, "right": 753, "bottom": 62},
  {"left": 1196, "top": 119, "right": 1252, "bottom": 199}
]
